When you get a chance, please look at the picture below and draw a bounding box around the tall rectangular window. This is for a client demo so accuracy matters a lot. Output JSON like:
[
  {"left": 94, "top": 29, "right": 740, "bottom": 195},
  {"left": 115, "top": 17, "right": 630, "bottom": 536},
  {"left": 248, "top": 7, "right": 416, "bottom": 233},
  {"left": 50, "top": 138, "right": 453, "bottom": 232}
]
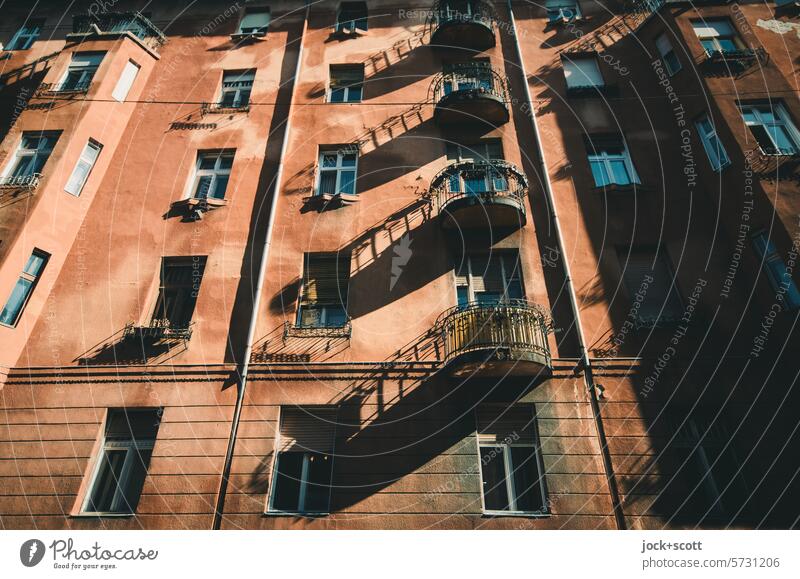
[
  {"left": 317, "top": 148, "right": 358, "bottom": 196},
  {"left": 2, "top": 132, "right": 59, "bottom": 185},
  {"left": 111, "top": 60, "right": 140, "bottom": 102},
  {"left": 219, "top": 70, "right": 255, "bottom": 108},
  {"left": 64, "top": 140, "right": 102, "bottom": 196},
  {"left": 586, "top": 136, "right": 639, "bottom": 187},
  {"left": 692, "top": 19, "right": 743, "bottom": 56},
  {"left": 7, "top": 19, "right": 44, "bottom": 50},
  {"left": 297, "top": 253, "right": 350, "bottom": 328},
  {"left": 58, "top": 52, "right": 105, "bottom": 92},
  {"left": 562, "top": 55, "right": 603, "bottom": 89},
  {"left": 336, "top": 2, "right": 368, "bottom": 33},
  {"left": 82, "top": 409, "right": 161, "bottom": 514},
  {"left": 695, "top": 115, "right": 730, "bottom": 171},
  {"left": 455, "top": 251, "right": 523, "bottom": 307},
  {"left": 655, "top": 33, "right": 682, "bottom": 76},
  {"left": 237, "top": 8, "right": 270, "bottom": 36},
  {"left": 546, "top": 0, "right": 580, "bottom": 23},
  {"left": 328, "top": 65, "right": 364, "bottom": 103},
  {"left": 445, "top": 140, "right": 507, "bottom": 193},
  {"left": 618, "top": 247, "right": 683, "bottom": 328},
  {"left": 0, "top": 249, "right": 49, "bottom": 327},
  {"left": 752, "top": 232, "right": 800, "bottom": 310},
  {"left": 476, "top": 405, "right": 547, "bottom": 514},
  {"left": 151, "top": 257, "right": 206, "bottom": 329},
  {"left": 188, "top": 150, "right": 235, "bottom": 200},
  {"left": 739, "top": 103, "right": 800, "bottom": 156},
  {"left": 269, "top": 407, "right": 337, "bottom": 514}
]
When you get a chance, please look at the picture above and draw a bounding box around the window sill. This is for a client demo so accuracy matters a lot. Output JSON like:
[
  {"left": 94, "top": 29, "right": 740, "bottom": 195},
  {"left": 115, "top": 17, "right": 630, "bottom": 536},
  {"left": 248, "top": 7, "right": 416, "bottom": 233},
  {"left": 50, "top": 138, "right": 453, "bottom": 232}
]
[
  {"left": 481, "top": 510, "right": 551, "bottom": 518},
  {"left": 71, "top": 512, "right": 136, "bottom": 519},
  {"left": 593, "top": 183, "right": 646, "bottom": 194},
  {"left": 302, "top": 192, "right": 359, "bottom": 211},
  {"left": 263, "top": 511, "right": 330, "bottom": 518},
  {"left": 170, "top": 197, "right": 227, "bottom": 221}
]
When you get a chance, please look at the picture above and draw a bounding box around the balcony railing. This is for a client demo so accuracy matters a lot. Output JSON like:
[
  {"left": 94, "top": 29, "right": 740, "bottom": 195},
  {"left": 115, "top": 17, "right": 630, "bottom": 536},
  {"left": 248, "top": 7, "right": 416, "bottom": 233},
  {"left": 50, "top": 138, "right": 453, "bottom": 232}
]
[
  {"left": 36, "top": 80, "right": 92, "bottom": 95},
  {"left": 71, "top": 11, "right": 167, "bottom": 51},
  {"left": 429, "top": 0, "right": 497, "bottom": 50},
  {"left": 0, "top": 173, "right": 42, "bottom": 190},
  {"left": 429, "top": 159, "right": 528, "bottom": 230},
  {"left": 438, "top": 300, "right": 552, "bottom": 377},
  {"left": 705, "top": 47, "right": 764, "bottom": 63},
  {"left": 283, "top": 319, "right": 352, "bottom": 340},
  {"left": 431, "top": 62, "right": 510, "bottom": 125},
  {"left": 123, "top": 319, "right": 193, "bottom": 342}
]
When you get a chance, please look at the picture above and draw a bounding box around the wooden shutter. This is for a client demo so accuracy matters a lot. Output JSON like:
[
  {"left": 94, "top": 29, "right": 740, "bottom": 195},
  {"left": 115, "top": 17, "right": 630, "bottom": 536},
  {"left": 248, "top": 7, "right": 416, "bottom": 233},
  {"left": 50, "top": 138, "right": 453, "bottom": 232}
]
[
  {"left": 278, "top": 407, "right": 338, "bottom": 453},
  {"left": 302, "top": 253, "right": 350, "bottom": 306},
  {"left": 476, "top": 404, "right": 537, "bottom": 444}
]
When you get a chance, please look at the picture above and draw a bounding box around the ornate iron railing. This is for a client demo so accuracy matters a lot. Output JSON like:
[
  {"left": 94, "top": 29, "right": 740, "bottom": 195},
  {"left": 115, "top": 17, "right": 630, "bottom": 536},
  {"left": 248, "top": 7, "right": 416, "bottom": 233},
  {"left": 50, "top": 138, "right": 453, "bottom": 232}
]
[
  {"left": 430, "top": 62, "right": 509, "bottom": 106},
  {"left": 437, "top": 300, "right": 551, "bottom": 366},
  {"left": 0, "top": 173, "right": 42, "bottom": 190},
  {"left": 124, "top": 319, "right": 193, "bottom": 341},
  {"left": 283, "top": 318, "right": 352, "bottom": 340},
  {"left": 36, "top": 80, "right": 92, "bottom": 95},
  {"left": 72, "top": 11, "right": 167, "bottom": 50},
  {"left": 429, "top": 0, "right": 496, "bottom": 34},
  {"left": 704, "top": 47, "right": 765, "bottom": 64},
  {"left": 428, "top": 159, "right": 528, "bottom": 218}
]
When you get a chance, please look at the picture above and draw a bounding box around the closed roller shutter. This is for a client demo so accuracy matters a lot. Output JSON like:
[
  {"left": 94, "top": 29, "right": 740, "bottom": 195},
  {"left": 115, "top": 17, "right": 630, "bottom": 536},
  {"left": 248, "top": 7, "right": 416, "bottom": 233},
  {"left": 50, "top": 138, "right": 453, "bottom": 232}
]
[
  {"left": 278, "top": 407, "right": 338, "bottom": 453},
  {"left": 476, "top": 404, "right": 537, "bottom": 444},
  {"left": 301, "top": 253, "right": 350, "bottom": 306}
]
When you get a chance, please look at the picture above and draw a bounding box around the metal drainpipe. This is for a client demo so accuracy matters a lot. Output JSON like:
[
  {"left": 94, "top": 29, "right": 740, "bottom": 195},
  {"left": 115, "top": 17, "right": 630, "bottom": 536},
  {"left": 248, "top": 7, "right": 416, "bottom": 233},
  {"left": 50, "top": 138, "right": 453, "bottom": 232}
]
[
  {"left": 212, "top": 3, "right": 309, "bottom": 530},
  {"left": 505, "top": 0, "right": 626, "bottom": 530}
]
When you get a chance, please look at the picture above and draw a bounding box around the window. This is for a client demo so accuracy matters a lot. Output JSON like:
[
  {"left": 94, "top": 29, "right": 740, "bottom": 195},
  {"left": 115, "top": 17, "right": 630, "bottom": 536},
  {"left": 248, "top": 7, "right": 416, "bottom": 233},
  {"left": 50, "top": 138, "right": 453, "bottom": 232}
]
[
  {"left": 695, "top": 115, "right": 730, "bottom": 171},
  {"left": 2, "top": 132, "right": 59, "bottom": 185},
  {"left": 445, "top": 140, "right": 507, "bottom": 193},
  {"left": 655, "top": 33, "right": 682, "bottom": 76},
  {"left": 0, "top": 249, "right": 49, "bottom": 327},
  {"left": 7, "top": 19, "right": 44, "bottom": 50},
  {"left": 269, "top": 407, "right": 336, "bottom": 514},
  {"left": 64, "top": 140, "right": 102, "bottom": 196},
  {"left": 586, "top": 136, "right": 639, "bottom": 187},
  {"left": 618, "top": 247, "right": 683, "bottom": 328},
  {"left": 328, "top": 65, "right": 364, "bottom": 103},
  {"left": 692, "top": 19, "right": 743, "bottom": 56},
  {"left": 188, "top": 151, "right": 234, "bottom": 200},
  {"left": 219, "top": 70, "right": 254, "bottom": 108},
  {"left": 316, "top": 148, "right": 358, "bottom": 196},
  {"left": 82, "top": 409, "right": 161, "bottom": 514},
  {"left": 58, "top": 52, "right": 105, "bottom": 92},
  {"left": 237, "top": 8, "right": 270, "bottom": 36},
  {"left": 546, "top": 0, "right": 581, "bottom": 23},
  {"left": 297, "top": 253, "right": 350, "bottom": 328},
  {"left": 151, "top": 257, "right": 206, "bottom": 329},
  {"left": 739, "top": 103, "right": 800, "bottom": 156},
  {"left": 442, "top": 60, "right": 493, "bottom": 95},
  {"left": 336, "top": 2, "right": 368, "bottom": 33},
  {"left": 476, "top": 405, "right": 547, "bottom": 514},
  {"left": 112, "top": 60, "right": 140, "bottom": 102},
  {"left": 456, "top": 251, "right": 523, "bottom": 307},
  {"left": 752, "top": 232, "right": 800, "bottom": 310},
  {"left": 562, "top": 55, "right": 604, "bottom": 89}
]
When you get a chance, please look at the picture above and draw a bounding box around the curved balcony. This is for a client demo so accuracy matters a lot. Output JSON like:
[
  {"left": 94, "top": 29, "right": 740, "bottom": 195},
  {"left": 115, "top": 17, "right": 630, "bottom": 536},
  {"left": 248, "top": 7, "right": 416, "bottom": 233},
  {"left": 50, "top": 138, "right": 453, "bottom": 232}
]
[
  {"left": 431, "top": 63, "right": 509, "bottom": 126},
  {"left": 429, "top": 160, "right": 527, "bottom": 231},
  {"left": 438, "top": 300, "right": 552, "bottom": 378},
  {"left": 429, "top": 0, "right": 496, "bottom": 51}
]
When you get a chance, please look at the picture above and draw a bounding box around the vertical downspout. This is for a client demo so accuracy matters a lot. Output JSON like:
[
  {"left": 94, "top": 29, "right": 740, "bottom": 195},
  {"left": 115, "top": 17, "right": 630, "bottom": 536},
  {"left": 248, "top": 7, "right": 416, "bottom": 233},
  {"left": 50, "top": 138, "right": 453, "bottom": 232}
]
[
  {"left": 505, "top": 0, "right": 627, "bottom": 530},
  {"left": 212, "top": 3, "right": 309, "bottom": 530}
]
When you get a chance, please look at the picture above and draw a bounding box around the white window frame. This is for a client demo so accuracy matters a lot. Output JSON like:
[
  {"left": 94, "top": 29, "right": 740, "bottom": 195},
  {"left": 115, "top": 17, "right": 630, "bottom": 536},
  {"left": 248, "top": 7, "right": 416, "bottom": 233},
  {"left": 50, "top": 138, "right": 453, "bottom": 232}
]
[
  {"left": 586, "top": 137, "right": 640, "bottom": 187},
  {"left": 57, "top": 52, "right": 105, "bottom": 92},
  {"left": 316, "top": 148, "right": 358, "bottom": 196},
  {"left": 237, "top": 8, "right": 270, "bottom": 36},
  {"left": 186, "top": 150, "right": 235, "bottom": 200},
  {"left": 219, "top": 70, "right": 255, "bottom": 108},
  {"left": 335, "top": 2, "right": 369, "bottom": 33},
  {"left": 546, "top": 0, "right": 581, "bottom": 23},
  {"left": 0, "top": 249, "right": 48, "bottom": 327},
  {"left": 267, "top": 451, "right": 330, "bottom": 514},
  {"left": 655, "top": 33, "right": 682, "bottom": 76},
  {"left": 562, "top": 55, "right": 604, "bottom": 89},
  {"left": 695, "top": 115, "right": 730, "bottom": 171},
  {"left": 692, "top": 19, "right": 743, "bottom": 55},
  {"left": 7, "top": 20, "right": 43, "bottom": 50},
  {"left": 327, "top": 66, "right": 364, "bottom": 103},
  {"left": 64, "top": 140, "right": 102, "bottom": 196},
  {"left": 2, "top": 132, "right": 59, "bottom": 182},
  {"left": 112, "top": 60, "right": 140, "bottom": 102},
  {"left": 455, "top": 252, "right": 524, "bottom": 305},
  {"left": 740, "top": 103, "right": 800, "bottom": 157},
  {"left": 476, "top": 435, "right": 548, "bottom": 515},
  {"left": 81, "top": 438, "right": 155, "bottom": 515}
]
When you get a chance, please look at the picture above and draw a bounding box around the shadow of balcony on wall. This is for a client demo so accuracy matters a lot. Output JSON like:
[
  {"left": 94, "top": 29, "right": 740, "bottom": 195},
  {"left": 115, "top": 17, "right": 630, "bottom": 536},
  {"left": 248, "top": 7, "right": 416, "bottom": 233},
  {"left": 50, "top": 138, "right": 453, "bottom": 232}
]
[
  {"left": 73, "top": 323, "right": 191, "bottom": 365},
  {"left": 249, "top": 321, "right": 351, "bottom": 364}
]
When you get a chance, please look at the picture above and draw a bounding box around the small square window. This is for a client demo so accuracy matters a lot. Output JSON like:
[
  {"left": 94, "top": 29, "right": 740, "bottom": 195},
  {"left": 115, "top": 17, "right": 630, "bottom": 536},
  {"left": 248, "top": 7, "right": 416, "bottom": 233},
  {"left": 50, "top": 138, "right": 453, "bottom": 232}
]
[
  {"left": 7, "top": 19, "right": 44, "bottom": 50},
  {"left": 237, "top": 8, "right": 270, "bottom": 36},
  {"left": 546, "top": 0, "right": 581, "bottom": 23},
  {"left": 219, "top": 70, "right": 255, "bottom": 108},
  {"left": 297, "top": 253, "right": 350, "bottom": 328},
  {"left": 316, "top": 147, "right": 358, "bottom": 196},
  {"left": 328, "top": 65, "right": 364, "bottom": 103},
  {"left": 692, "top": 19, "right": 743, "bottom": 56},
  {"left": 58, "top": 52, "right": 105, "bottom": 92},
  {"left": 188, "top": 150, "right": 235, "bottom": 200},
  {"left": 562, "top": 55, "right": 604, "bottom": 89},
  {"left": 739, "top": 103, "right": 800, "bottom": 156},
  {"left": 585, "top": 135, "right": 639, "bottom": 187},
  {"left": 336, "top": 2, "right": 368, "bottom": 33}
]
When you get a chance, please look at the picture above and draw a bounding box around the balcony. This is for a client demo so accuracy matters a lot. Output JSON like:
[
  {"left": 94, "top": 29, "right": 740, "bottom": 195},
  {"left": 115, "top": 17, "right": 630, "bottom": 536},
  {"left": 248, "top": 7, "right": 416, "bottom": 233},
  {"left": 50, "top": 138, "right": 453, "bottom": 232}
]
[
  {"left": 0, "top": 173, "right": 42, "bottom": 192},
  {"left": 431, "top": 62, "right": 509, "bottom": 126},
  {"left": 429, "top": 160, "right": 527, "bottom": 231},
  {"left": 36, "top": 80, "right": 91, "bottom": 95},
  {"left": 283, "top": 319, "right": 352, "bottom": 340},
  {"left": 429, "top": 0, "right": 496, "bottom": 51},
  {"left": 70, "top": 11, "right": 167, "bottom": 52},
  {"left": 438, "top": 301, "right": 552, "bottom": 378},
  {"left": 123, "top": 319, "right": 193, "bottom": 342}
]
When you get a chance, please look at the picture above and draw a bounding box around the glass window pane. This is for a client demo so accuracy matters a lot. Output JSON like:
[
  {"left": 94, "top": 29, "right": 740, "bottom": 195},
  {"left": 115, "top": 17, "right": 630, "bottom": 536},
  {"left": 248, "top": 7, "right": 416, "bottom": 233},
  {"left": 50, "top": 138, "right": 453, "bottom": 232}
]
[
  {"left": 322, "top": 155, "right": 338, "bottom": 168},
  {"left": 199, "top": 156, "right": 216, "bottom": 170},
  {"left": 218, "top": 155, "right": 234, "bottom": 170},
  {"left": 348, "top": 86, "right": 362, "bottom": 102},
  {"left": 589, "top": 159, "right": 609, "bottom": 187},
  {"left": 304, "top": 453, "right": 333, "bottom": 512},
  {"left": 272, "top": 452, "right": 304, "bottom": 511},
  {"left": 324, "top": 306, "right": 347, "bottom": 327},
  {"left": 329, "top": 88, "right": 345, "bottom": 103},
  {"left": 210, "top": 175, "right": 229, "bottom": 199},
  {"left": 87, "top": 449, "right": 127, "bottom": 512},
  {"left": 24, "top": 253, "right": 46, "bottom": 275},
  {"left": 339, "top": 171, "right": 356, "bottom": 194},
  {"left": 341, "top": 154, "right": 357, "bottom": 167},
  {"left": 65, "top": 160, "right": 92, "bottom": 195},
  {"left": 509, "top": 446, "right": 545, "bottom": 512},
  {"left": 119, "top": 447, "right": 152, "bottom": 513},
  {"left": 767, "top": 126, "right": 796, "bottom": 154},
  {"left": 318, "top": 171, "right": 337, "bottom": 195},
  {"left": 480, "top": 446, "right": 510, "bottom": 510},
  {"left": 608, "top": 159, "right": 631, "bottom": 185},
  {"left": 194, "top": 175, "right": 213, "bottom": 199},
  {"left": 0, "top": 278, "right": 33, "bottom": 325}
]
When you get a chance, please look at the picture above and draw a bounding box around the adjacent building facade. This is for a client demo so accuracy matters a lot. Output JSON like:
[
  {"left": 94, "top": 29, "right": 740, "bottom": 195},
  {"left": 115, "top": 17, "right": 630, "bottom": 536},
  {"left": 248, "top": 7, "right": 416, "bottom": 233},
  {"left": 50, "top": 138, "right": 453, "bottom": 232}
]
[{"left": 0, "top": 0, "right": 798, "bottom": 530}]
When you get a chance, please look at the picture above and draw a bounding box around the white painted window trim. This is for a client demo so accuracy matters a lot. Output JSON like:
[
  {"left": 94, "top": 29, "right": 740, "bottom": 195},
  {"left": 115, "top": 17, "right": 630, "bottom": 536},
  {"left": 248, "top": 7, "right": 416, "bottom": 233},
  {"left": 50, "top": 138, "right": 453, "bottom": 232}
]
[
  {"left": 587, "top": 138, "right": 640, "bottom": 186},
  {"left": 184, "top": 151, "right": 235, "bottom": 200},
  {"left": 740, "top": 103, "right": 800, "bottom": 156},
  {"left": 81, "top": 438, "right": 155, "bottom": 515},
  {"left": 315, "top": 148, "right": 358, "bottom": 196},
  {"left": 695, "top": 115, "right": 730, "bottom": 171}
]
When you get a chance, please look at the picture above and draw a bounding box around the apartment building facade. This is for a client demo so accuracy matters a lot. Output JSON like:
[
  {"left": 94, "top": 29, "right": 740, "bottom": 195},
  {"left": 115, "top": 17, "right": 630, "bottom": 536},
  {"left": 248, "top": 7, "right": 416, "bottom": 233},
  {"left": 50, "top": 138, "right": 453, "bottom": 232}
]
[{"left": 0, "top": 0, "right": 798, "bottom": 530}]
